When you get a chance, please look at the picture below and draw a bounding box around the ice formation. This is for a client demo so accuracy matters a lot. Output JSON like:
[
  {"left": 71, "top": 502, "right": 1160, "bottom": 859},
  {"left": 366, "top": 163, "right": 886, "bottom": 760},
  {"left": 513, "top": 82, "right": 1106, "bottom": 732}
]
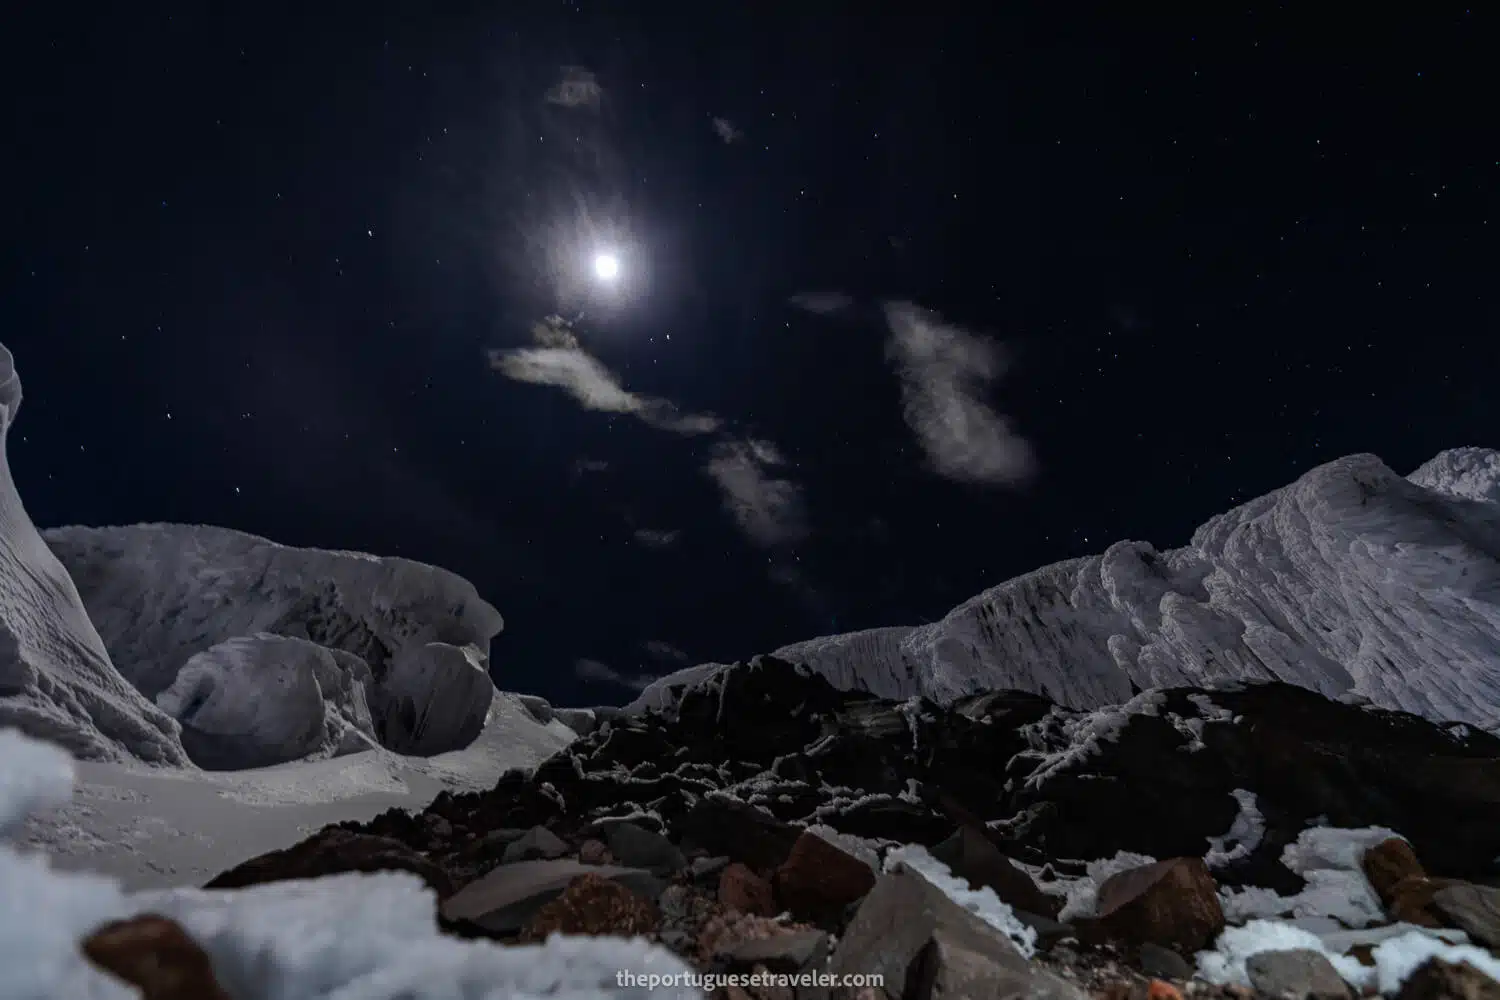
[
  {"left": 749, "top": 449, "right": 1500, "bottom": 729},
  {"left": 0, "top": 346, "right": 187, "bottom": 765},
  {"left": 0, "top": 341, "right": 509, "bottom": 767}
]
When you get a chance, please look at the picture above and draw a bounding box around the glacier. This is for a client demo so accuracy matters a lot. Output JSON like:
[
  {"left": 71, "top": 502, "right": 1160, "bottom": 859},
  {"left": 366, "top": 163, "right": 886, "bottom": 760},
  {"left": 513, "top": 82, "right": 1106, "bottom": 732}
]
[{"left": 635, "top": 448, "right": 1500, "bottom": 730}]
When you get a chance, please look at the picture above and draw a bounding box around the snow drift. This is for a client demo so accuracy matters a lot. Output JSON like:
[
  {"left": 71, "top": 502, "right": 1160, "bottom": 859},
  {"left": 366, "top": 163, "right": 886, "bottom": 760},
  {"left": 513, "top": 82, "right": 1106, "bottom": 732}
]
[{"left": 636, "top": 448, "right": 1500, "bottom": 730}]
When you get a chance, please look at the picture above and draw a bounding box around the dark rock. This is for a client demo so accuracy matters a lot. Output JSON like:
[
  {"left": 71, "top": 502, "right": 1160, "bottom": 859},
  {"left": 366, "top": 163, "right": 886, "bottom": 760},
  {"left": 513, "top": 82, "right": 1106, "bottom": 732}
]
[
  {"left": 502, "top": 825, "right": 570, "bottom": 863},
  {"left": 605, "top": 821, "right": 687, "bottom": 876},
  {"left": 678, "top": 797, "right": 800, "bottom": 872},
  {"left": 81, "top": 914, "right": 231, "bottom": 1000},
  {"left": 1246, "top": 949, "right": 1353, "bottom": 1000},
  {"left": 204, "top": 827, "right": 453, "bottom": 897}
]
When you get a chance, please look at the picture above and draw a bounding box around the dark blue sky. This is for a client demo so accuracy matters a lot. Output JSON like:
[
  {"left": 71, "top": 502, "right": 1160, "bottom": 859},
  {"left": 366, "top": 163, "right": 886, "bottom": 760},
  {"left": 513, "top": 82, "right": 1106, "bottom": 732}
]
[{"left": 2, "top": 4, "right": 1494, "bottom": 705}]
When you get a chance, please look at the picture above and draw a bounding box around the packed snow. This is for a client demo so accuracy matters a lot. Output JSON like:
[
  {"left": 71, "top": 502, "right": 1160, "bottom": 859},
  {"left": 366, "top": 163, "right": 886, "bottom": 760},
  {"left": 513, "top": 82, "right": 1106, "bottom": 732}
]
[
  {"left": 751, "top": 448, "right": 1500, "bottom": 730},
  {"left": 884, "top": 843, "right": 1038, "bottom": 957},
  {"left": 0, "top": 727, "right": 696, "bottom": 999},
  {"left": 17, "top": 692, "right": 574, "bottom": 891}
]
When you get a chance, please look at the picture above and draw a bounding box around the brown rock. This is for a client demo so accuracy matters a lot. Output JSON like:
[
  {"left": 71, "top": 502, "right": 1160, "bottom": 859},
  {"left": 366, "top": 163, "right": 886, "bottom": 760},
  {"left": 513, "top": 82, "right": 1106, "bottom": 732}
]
[
  {"left": 205, "top": 827, "right": 454, "bottom": 897},
  {"left": 1394, "top": 958, "right": 1500, "bottom": 1000},
  {"left": 905, "top": 926, "right": 1034, "bottom": 999},
  {"left": 720, "top": 862, "right": 777, "bottom": 917},
  {"left": 1363, "top": 838, "right": 1426, "bottom": 906},
  {"left": 81, "top": 914, "right": 231, "bottom": 1000},
  {"left": 929, "top": 823, "right": 1061, "bottom": 918},
  {"left": 774, "top": 831, "right": 877, "bottom": 922},
  {"left": 1147, "top": 982, "right": 1184, "bottom": 1000},
  {"left": 1088, "top": 858, "right": 1225, "bottom": 954},
  {"left": 578, "top": 838, "right": 614, "bottom": 865},
  {"left": 518, "top": 872, "right": 660, "bottom": 941},
  {"left": 1389, "top": 875, "right": 1466, "bottom": 929}
]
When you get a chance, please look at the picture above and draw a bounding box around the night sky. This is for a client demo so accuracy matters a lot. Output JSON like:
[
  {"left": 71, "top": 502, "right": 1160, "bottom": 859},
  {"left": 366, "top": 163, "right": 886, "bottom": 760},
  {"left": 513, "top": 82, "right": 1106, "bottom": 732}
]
[{"left": 2, "top": 6, "right": 1494, "bottom": 707}]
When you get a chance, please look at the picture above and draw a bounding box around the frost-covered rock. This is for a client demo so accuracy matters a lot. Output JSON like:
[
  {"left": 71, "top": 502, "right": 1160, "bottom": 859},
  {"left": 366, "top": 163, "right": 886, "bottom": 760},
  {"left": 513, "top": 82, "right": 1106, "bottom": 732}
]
[
  {"left": 0, "top": 345, "right": 187, "bottom": 765},
  {"left": 155, "top": 633, "right": 378, "bottom": 769},
  {"left": 44, "top": 520, "right": 505, "bottom": 758},
  {"left": 762, "top": 449, "right": 1500, "bottom": 730}
]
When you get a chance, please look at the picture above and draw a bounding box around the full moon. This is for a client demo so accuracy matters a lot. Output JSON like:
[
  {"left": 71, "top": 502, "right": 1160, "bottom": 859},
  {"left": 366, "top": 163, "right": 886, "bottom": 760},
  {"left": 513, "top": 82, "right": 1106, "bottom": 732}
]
[{"left": 593, "top": 252, "right": 620, "bottom": 281}]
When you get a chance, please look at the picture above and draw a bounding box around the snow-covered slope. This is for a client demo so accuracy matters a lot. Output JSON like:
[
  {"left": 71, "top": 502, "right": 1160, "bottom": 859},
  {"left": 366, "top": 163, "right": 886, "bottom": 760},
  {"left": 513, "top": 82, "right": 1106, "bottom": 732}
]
[
  {"left": 0, "top": 346, "right": 187, "bottom": 765},
  {"left": 41, "top": 522, "right": 507, "bottom": 763},
  {"left": 648, "top": 449, "right": 1500, "bottom": 730}
]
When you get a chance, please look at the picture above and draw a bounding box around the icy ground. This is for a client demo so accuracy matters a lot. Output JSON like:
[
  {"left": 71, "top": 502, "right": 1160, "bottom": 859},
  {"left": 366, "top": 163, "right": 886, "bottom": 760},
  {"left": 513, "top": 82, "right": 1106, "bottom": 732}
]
[
  {"left": 0, "top": 728, "right": 694, "bottom": 1000},
  {"left": 636, "top": 447, "right": 1500, "bottom": 730},
  {"left": 15, "top": 693, "right": 574, "bottom": 891}
]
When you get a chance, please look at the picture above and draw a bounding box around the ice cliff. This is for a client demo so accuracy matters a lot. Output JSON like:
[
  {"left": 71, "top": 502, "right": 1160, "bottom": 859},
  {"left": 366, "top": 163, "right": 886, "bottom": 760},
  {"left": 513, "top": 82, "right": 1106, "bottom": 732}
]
[{"left": 637, "top": 448, "right": 1500, "bottom": 730}]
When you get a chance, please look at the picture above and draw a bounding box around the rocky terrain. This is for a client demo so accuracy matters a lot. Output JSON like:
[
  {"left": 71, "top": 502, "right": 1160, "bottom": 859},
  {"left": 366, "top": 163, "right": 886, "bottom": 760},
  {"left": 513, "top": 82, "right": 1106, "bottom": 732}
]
[{"left": 178, "top": 656, "right": 1500, "bottom": 999}]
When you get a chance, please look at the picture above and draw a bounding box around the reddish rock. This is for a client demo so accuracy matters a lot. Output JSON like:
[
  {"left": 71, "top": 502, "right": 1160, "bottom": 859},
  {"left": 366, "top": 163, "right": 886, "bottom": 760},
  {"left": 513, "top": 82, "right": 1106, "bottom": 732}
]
[
  {"left": 81, "top": 914, "right": 231, "bottom": 1000},
  {"left": 578, "top": 838, "right": 614, "bottom": 865},
  {"left": 1088, "top": 857, "right": 1225, "bottom": 954},
  {"left": 1149, "top": 981, "right": 1185, "bottom": 1000},
  {"left": 1364, "top": 838, "right": 1427, "bottom": 907},
  {"left": 519, "top": 872, "right": 660, "bottom": 941},
  {"left": 1388, "top": 875, "right": 1466, "bottom": 929},
  {"left": 719, "top": 862, "right": 777, "bottom": 917},
  {"left": 773, "top": 831, "right": 876, "bottom": 922}
]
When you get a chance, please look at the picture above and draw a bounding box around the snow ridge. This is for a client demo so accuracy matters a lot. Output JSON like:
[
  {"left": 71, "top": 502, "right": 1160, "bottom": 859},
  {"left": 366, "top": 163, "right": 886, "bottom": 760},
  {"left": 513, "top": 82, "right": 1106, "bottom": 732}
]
[
  {"left": 0, "top": 346, "right": 187, "bottom": 765},
  {"left": 766, "top": 449, "right": 1500, "bottom": 729}
]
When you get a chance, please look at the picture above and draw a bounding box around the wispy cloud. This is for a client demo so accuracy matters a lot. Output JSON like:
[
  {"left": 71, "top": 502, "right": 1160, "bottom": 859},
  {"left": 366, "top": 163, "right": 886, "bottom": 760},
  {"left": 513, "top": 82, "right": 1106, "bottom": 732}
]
[
  {"left": 643, "top": 640, "right": 689, "bottom": 663},
  {"left": 704, "top": 438, "right": 808, "bottom": 547},
  {"left": 574, "top": 658, "right": 653, "bottom": 691},
  {"left": 546, "top": 66, "right": 602, "bottom": 109},
  {"left": 572, "top": 457, "right": 609, "bottom": 477},
  {"left": 882, "top": 302, "right": 1036, "bottom": 486},
  {"left": 633, "top": 528, "right": 680, "bottom": 548},
  {"left": 490, "top": 318, "right": 720, "bottom": 436},
  {"left": 711, "top": 116, "right": 742, "bottom": 144},
  {"left": 789, "top": 291, "right": 854, "bottom": 316}
]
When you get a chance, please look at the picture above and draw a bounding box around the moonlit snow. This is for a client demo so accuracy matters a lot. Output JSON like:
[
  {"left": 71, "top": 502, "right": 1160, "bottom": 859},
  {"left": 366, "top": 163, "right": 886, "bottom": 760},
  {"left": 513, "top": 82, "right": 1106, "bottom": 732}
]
[
  {"left": 0, "top": 728, "right": 696, "bottom": 1000},
  {"left": 634, "top": 447, "right": 1500, "bottom": 729},
  {"left": 0, "top": 341, "right": 576, "bottom": 888}
]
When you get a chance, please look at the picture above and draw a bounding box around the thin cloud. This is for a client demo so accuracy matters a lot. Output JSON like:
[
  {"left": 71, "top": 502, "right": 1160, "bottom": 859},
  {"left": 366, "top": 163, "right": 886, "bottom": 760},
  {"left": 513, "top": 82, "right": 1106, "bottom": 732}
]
[
  {"left": 882, "top": 302, "right": 1036, "bottom": 486},
  {"left": 490, "top": 318, "right": 720, "bottom": 436},
  {"left": 789, "top": 291, "right": 853, "bottom": 316},
  {"left": 704, "top": 438, "right": 808, "bottom": 547},
  {"left": 643, "top": 640, "right": 689, "bottom": 663},
  {"left": 546, "top": 66, "right": 602, "bottom": 109},
  {"left": 633, "top": 528, "right": 681, "bottom": 548},
  {"left": 711, "top": 116, "right": 742, "bottom": 144},
  {"left": 572, "top": 457, "right": 609, "bottom": 477},
  {"left": 574, "top": 658, "right": 653, "bottom": 691}
]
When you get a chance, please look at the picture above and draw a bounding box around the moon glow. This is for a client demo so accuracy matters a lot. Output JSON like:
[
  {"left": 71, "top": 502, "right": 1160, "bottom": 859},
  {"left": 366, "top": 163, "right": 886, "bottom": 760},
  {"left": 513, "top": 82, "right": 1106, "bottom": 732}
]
[{"left": 593, "top": 252, "right": 620, "bottom": 281}]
